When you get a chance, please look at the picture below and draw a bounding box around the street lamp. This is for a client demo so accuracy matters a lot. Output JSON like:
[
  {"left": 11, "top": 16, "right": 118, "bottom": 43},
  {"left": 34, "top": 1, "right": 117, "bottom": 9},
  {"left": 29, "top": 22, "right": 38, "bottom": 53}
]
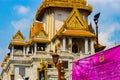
[
  {"left": 52, "top": 53, "right": 66, "bottom": 80},
  {"left": 94, "top": 12, "right": 100, "bottom": 49},
  {"left": 52, "top": 53, "right": 59, "bottom": 66}
]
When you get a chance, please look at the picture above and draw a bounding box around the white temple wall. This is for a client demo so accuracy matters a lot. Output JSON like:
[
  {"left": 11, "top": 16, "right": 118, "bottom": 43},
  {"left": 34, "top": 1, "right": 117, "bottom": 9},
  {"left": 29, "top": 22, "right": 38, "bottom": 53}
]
[
  {"left": 14, "top": 66, "right": 19, "bottom": 80},
  {"left": 78, "top": 10, "right": 88, "bottom": 24},
  {"left": 54, "top": 8, "right": 71, "bottom": 34}
]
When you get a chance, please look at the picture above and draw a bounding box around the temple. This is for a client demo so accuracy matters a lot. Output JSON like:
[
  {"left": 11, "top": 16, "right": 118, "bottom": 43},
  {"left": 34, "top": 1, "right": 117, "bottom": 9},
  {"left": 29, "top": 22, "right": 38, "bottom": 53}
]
[{"left": 0, "top": 0, "right": 105, "bottom": 80}]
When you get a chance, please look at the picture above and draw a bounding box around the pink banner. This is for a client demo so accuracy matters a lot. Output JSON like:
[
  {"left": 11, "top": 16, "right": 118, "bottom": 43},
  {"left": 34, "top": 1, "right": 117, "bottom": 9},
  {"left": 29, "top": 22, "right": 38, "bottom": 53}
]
[{"left": 72, "top": 45, "right": 120, "bottom": 80}]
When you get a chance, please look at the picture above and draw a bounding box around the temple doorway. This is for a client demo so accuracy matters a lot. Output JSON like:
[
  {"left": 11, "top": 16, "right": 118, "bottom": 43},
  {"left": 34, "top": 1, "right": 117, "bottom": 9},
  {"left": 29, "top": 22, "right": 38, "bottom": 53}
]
[
  {"left": 39, "top": 70, "right": 44, "bottom": 80},
  {"left": 72, "top": 44, "right": 79, "bottom": 53}
]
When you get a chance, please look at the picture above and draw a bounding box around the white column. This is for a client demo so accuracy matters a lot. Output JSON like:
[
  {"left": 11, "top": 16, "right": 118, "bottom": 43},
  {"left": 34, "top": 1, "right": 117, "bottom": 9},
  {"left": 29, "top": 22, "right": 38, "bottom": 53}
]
[
  {"left": 68, "top": 37, "right": 72, "bottom": 53},
  {"left": 23, "top": 46, "right": 25, "bottom": 56},
  {"left": 11, "top": 46, "right": 14, "bottom": 57},
  {"left": 26, "top": 46, "right": 29, "bottom": 55},
  {"left": 69, "top": 60, "right": 72, "bottom": 80},
  {"left": 85, "top": 38, "right": 88, "bottom": 54},
  {"left": 62, "top": 38, "right": 66, "bottom": 51},
  {"left": 91, "top": 39, "right": 95, "bottom": 54},
  {"left": 34, "top": 43, "right": 37, "bottom": 54}
]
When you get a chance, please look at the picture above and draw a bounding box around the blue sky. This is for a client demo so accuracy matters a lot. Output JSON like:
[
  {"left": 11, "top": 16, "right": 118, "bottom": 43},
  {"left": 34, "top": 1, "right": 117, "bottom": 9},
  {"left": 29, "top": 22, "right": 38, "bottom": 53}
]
[
  {"left": 0, "top": 0, "right": 120, "bottom": 72},
  {"left": 0, "top": 0, "right": 42, "bottom": 72}
]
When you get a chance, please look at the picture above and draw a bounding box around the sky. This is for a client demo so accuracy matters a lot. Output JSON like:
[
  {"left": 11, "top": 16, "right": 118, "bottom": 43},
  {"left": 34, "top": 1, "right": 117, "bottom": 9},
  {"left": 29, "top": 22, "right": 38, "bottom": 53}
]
[{"left": 0, "top": 0, "right": 120, "bottom": 72}]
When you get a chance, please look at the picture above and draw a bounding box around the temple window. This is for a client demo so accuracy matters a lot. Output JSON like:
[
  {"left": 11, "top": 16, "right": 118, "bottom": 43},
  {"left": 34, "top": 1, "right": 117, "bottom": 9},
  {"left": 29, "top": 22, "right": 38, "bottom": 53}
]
[
  {"left": 72, "top": 44, "right": 78, "bottom": 53},
  {"left": 37, "top": 43, "right": 46, "bottom": 51},
  {"left": 14, "top": 46, "right": 23, "bottom": 54},
  {"left": 19, "top": 67, "right": 25, "bottom": 77},
  {"left": 48, "top": 64, "right": 52, "bottom": 68},
  {"left": 63, "top": 61, "right": 68, "bottom": 69},
  {"left": 88, "top": 39, "right": 91, "bottom": 52}
]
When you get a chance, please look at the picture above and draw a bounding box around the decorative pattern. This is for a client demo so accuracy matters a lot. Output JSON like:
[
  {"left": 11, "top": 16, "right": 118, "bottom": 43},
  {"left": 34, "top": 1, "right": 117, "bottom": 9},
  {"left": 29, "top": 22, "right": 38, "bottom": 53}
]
[
  {"left": 13, "top": 30, "right": 25, "bottom": 40},
  {"left": 66, "top": 8, "right": 87, "bottom": 30}
]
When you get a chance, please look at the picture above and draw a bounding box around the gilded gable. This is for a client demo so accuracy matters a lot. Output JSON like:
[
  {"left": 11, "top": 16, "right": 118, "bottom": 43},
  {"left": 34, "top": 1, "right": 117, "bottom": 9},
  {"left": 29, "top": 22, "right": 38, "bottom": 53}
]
[
  {"left": 69, "top": 17, "right": 84, "bottom": 29},
  {"left": 37, "top": 30, "right": 48, "bottom": 38},
  {"left": 13, "top": 30, "right": 25, "bottom": 41},
  {"left": 15, "top": 35, "right": 23, "bottom": 40},
  {"left": 66, "top": 8, "right": 87, "bottom": 30}
]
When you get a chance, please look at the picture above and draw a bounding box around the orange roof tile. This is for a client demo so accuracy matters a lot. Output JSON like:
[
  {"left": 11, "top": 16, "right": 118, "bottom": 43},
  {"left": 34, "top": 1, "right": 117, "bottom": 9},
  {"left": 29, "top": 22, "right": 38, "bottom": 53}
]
[
  {"left": 30, "top": 21, "right": 44, "bottom": 38},
  {"left": 62, "top": 30, "right": 95, "bottom": 37},
  {"left": 10, "top": 41, "right": 27, "bottom": 46},
  {"left": 32, "top": 38, "right": 50, "bottom": 43}
]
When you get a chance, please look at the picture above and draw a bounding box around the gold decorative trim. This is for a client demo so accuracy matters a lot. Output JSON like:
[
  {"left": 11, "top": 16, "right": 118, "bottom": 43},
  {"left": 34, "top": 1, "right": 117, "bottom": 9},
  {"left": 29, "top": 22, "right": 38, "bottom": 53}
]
[
  {"left": 36, "top": 1, "right": 92, "bottom": 19},
  {"left": 65, "top": 8, "right": 87, "bottom": 30},
  {"left": 62, "top": 30, "right": 95, "bottom": 37},
  {"left": 13, "top": 30, "right": 25, "bottom": 41}
]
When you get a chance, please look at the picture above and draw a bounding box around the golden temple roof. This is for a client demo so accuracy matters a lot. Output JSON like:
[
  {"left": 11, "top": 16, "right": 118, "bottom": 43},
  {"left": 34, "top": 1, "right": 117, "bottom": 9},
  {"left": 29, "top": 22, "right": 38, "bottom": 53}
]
[
  {"left": 30, "top": 21, "right": 44, "bottom": 38},
  {"left": 28, "top": 21, "right": 49, "bottom": 44},
  {"left": 1, "top": 55, "right": 10, "bottom": 69},
  {"left": 36, "top": 0, "right": 92, "bottom": 20},
  {"left": 10, "top": 41, "right": 27, "bottom": 46},
  {"left": 28, "top": 38, "right": 50, "bottom": 44},
  {"left": 62, "top": 30, "right": 95, "bottom": 37},
  {"left": 12, "top": 30, "right": 25, "bottom": 41},
  {"left": 52, "top": 8, "right": 94, "bottom": 40},
  {"left": 9, "top": 30, "right": 27, "bottom": 48}
]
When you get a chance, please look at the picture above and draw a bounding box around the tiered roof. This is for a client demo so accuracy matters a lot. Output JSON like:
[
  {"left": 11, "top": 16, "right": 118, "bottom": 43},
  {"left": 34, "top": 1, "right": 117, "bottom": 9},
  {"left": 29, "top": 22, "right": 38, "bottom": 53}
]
[
  {"left": 28, "top": 21, "right": 50, "bottom": 44},
  {"left": 9, "top": 30, "right": 26, "bottom": 48},
  {"left": 36, "top": 0, "right": 92, "bottom": 20},
  {"left": 52, "top": 8, "right": 95, "bottom": 40}
]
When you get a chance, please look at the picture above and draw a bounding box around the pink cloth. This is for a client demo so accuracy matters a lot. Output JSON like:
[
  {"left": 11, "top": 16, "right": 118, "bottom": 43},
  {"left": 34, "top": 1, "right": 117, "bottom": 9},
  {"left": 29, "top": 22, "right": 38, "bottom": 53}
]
[{"left": 72, "top": 45, "right": 120, "bottom": 80}]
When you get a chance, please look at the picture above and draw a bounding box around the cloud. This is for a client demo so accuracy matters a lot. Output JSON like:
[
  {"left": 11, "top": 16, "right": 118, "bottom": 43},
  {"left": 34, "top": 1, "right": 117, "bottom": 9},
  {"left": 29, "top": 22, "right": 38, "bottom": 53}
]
[
  {"left": 87, "top": 0, "right": 120, "bottom": 14},
  {"left": 14, "top": 5, "right": 30, "bottom": 15},
  {"left": 87, "top": 0, "right": 120, "bottom": 48},
  {"left": 11, "top": 18, "right": 31, "bottom": 31},
  {"left": 98, "top": 22, "right": 120, "bottom": 49}
]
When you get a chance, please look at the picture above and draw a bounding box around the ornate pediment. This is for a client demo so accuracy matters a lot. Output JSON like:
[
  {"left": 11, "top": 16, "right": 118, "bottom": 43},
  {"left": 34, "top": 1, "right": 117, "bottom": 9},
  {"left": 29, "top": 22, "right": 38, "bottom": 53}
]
[
  {"left": 13, "top": 30, "right": 25, "bottom": 41},
  {"left": 55, "top": 8, "right": 88, "bottom": 38},
  {"left": 69, "top": 17, "right": 84, "bottom": 29},
  {"left": 36, "top": 30, "right": 48, "bottom": 38},
  {"left": 66, "top": 8, "right": 87, "bottom": 30}
]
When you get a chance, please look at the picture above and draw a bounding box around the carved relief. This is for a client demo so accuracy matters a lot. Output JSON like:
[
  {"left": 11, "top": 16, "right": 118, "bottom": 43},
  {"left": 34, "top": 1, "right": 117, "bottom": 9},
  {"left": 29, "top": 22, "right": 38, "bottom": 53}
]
[
  {"left": 66, "top": 9, "right": 87, "bottom": 30},
  {"left": 37, "top": 30, "right": 47, "bottom": 38},
  {"left": 71, "top": 0, "right": 86, "bottom": 4},
  {"left": 69, "top": 18, "right": 84, "bottom": 29},
  {"left": 13, "top": 30, "right": 25, "bottom": 40},
  {"left": 15, "top": 35, "right": 23, "bottom": 40}
]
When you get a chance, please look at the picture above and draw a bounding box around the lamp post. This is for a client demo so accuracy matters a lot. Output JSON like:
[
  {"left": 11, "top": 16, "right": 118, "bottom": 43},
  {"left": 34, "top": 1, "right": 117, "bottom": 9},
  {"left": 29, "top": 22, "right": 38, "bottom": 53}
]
[
  {"left": 52, "top": 53, "right": 66, "bottom": 80},
  {"left": 94, "top": 13, "right": 100, "bottom": 49}
]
